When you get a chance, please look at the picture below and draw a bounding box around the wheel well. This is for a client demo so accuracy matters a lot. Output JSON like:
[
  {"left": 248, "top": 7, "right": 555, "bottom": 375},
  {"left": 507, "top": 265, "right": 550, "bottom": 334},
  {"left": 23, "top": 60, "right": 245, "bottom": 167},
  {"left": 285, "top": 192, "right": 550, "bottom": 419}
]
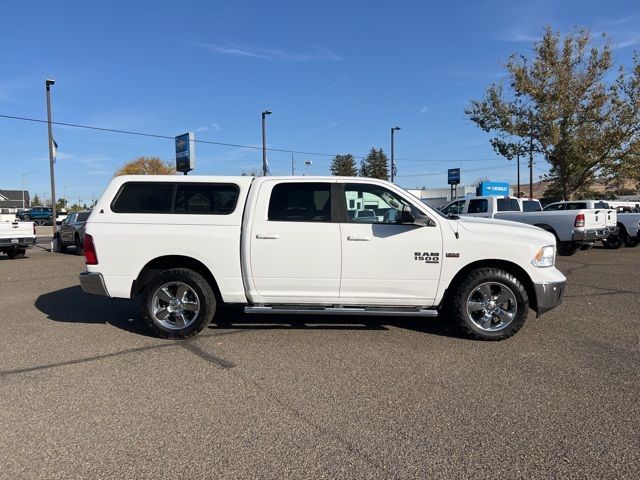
[
  {"left": 442, "top": 259, "right": 538, "bottom": 312},
  {"left": 131, "top": 255, "right": 222, "bottom": 301},
  {"left": 617, "top": 222, "right": 628, "bottom": 236}
]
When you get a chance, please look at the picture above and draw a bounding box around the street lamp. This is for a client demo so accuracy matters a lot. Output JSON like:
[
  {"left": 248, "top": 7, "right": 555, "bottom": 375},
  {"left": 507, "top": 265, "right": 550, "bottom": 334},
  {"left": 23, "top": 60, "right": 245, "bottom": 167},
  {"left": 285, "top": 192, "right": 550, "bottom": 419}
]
[
  {"left": 21, "top": 169, "right": 42, "bottom": 208},
  {"left": 391, "top": 126, "right": 401, "bottom": 183},
  {"left": 45, "top": 78, "right": 57, "bottom": 224},
  {"left": 261, "top": 110, "right": 272, "bottom": 176}
]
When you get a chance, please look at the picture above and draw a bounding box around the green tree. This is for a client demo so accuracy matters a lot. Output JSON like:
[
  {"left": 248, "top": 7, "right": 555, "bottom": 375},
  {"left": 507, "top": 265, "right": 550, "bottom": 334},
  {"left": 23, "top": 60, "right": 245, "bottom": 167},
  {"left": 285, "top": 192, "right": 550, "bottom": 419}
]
[
  {"left": 56, "top": 198, "right": 68, "bottom": 210},
  {"left": 115, "top": 157, "right": 176, "bottom": 176},
  {"left": 360, "top": 148, "right": 389, "bottom": 180},
  {"left": 330, "top": 154, "right": 358, "bottom": 176},
  {"left": 465, "top": 27, "right": 640, "bottom": 200},
  {"left": 31, "top": 194, "right": 42, "bottom": 206}
]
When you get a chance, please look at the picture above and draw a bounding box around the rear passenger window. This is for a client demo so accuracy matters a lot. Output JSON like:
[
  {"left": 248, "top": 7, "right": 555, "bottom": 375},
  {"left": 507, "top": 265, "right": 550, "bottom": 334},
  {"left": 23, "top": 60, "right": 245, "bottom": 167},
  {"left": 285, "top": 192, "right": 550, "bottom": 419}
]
[
  {"left": 112, "top": 183, "right": 174, "bottom": 213},
  {"left": 467, "top": 199, "right": 488, "bottom": 213},
  {"left": 566, "top": 203, "right": 587, "bottom": 210},
  {"left": 268, "top": 183, "right": 331, "bottom": 222},
  {"left": 174, "top": 184, "right": 238, "bottom": 214},
  {"left": 497, "top": 198, "right": 520, "bottom": 211}
]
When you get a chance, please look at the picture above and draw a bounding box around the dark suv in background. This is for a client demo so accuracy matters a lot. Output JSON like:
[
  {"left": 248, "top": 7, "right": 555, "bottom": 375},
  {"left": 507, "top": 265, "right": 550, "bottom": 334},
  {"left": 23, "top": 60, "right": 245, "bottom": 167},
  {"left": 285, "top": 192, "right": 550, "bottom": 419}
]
[{"left": 54, "top": 210, "right": 91, "bottom": 253}]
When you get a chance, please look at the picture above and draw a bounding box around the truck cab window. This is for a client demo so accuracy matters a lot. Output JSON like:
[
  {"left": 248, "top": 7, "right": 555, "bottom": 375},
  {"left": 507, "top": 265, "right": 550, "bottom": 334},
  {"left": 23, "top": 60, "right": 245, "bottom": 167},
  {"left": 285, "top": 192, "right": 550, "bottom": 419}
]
[
  {"left": 468, "top": 199, "right": 488, "bottom": 213},
  {"left": 268, "top": 183, "right": 332, "bottom": 222},
  {"left": 497, "top": 198, "right": 520, "bottom": 212},
  {"left": 344, "top": 183, "right": 415, "bottom": 224}
]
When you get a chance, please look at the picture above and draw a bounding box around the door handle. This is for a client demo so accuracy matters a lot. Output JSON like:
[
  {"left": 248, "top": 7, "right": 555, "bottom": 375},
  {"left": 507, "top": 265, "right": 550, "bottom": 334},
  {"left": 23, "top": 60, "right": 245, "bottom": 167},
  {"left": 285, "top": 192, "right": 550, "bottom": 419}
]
[
  {"left": 256, "top": 233, "right": 280, "bottom": 239},
  {"left": 347, "top": 235, "right": 372, "bottom": 241}
]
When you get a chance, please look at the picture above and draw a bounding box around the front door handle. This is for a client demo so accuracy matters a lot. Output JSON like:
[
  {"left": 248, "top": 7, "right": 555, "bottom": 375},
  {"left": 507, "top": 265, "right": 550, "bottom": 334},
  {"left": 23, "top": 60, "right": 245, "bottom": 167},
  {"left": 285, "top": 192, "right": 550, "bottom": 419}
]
[
  {"left": 256, "top": 233, "right": 280, "bottom": 239},
  {"left": 347, "top": 235, "right": 372, "bottom": 241}
]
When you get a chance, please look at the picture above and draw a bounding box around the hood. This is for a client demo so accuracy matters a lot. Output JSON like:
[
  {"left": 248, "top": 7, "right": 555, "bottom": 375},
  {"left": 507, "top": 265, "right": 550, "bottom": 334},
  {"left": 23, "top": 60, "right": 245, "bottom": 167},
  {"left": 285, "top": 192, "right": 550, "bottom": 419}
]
[{"left": 454, "top": 216, "right": 556, "bottom": 244}]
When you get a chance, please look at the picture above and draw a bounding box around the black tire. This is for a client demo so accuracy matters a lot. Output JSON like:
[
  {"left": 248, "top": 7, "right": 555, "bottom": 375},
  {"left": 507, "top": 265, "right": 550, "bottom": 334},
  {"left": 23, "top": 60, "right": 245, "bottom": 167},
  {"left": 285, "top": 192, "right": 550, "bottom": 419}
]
[
  {"left": 53, "top": 234, "right": 67, "bottom": 253},
  {"left": 24, "top": 215, "right": 31, "bottom": 221},
  {"left": 602, "top": 234, "right": 623, "bottom": 249},
  {"left": 6, "top": 249, "right": 17, "bottom": 259},
  {"left": 141, "top": 268, "right": 216, "bottom": 339},
  {"left": 557, "top": 241, "right": 581, "bottom": 256},
  {"left": 625, "top": 236, "right": 639, "bottom": 248},
  {"left": 449, "top": 268, "right": 529, "bottom": 341},
  {"left": 15, "top": 248, "right": 26, "bottom": 259},
  {"left": 74, "top": 234, "right": 83, "bottom": 255}
]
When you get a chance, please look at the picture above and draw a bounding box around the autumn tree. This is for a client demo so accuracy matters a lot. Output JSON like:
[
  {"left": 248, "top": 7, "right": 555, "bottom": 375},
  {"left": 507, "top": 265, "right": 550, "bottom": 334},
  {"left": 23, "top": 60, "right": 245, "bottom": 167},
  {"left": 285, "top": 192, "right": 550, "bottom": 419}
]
[
  {"left": 330, "top": 154, "right": 358, "bottom": 176},
  {"left": 466, "top": 27, "right": 640, "bottom": 200},
  {"left": 360, "top": 148, "right": 389, "bottom": 180},
  {"left": 115, "top": 157, "right": 176, "bottom": 176}
]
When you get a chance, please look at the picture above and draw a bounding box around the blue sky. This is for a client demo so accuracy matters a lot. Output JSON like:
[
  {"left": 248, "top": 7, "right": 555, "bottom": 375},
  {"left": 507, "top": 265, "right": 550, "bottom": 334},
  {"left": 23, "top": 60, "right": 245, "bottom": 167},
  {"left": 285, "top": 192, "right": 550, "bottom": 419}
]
[{"left": 1, "top": 0, "right": 639, "bottom": 203}]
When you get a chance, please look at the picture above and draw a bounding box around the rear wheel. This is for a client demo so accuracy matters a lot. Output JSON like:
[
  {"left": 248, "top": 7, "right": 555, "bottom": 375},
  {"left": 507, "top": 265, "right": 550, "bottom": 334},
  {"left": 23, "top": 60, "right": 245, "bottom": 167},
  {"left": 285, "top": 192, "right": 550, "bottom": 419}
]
[
  {"left": 74, "top": 234, "right": 83, "bottom": 255},
  {"left": 142, "top": 268, "right": 216, "bottom": 339},
  {"left": 602, "top": 232, "right": 624, "bottom": 249},
  {"left": 450, "top": 268, "right": 529, "bottom": 340},
  {"left": 6, "top": 248, "right": 25, "bottom": 259}
]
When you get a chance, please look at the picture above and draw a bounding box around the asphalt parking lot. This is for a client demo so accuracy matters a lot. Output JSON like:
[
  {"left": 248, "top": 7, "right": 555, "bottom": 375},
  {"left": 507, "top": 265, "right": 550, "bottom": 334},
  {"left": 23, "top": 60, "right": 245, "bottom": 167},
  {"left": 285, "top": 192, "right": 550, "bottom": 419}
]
[{"left": 1, "top": 245, "right": 638, "bottom": 479}]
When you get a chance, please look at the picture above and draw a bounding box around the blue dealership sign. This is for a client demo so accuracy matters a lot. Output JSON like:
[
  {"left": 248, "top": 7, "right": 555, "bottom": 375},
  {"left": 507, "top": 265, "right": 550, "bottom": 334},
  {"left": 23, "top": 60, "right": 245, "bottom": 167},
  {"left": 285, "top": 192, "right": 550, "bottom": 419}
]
[
  {"left": 448, "top": 168, "right": 460, "bottom": 185},
  {"left": 175, "top": 132, "right": 195, "bottom": 173},
  {"left": 477, "top": 181, "right": 510, "bottom": 196}
]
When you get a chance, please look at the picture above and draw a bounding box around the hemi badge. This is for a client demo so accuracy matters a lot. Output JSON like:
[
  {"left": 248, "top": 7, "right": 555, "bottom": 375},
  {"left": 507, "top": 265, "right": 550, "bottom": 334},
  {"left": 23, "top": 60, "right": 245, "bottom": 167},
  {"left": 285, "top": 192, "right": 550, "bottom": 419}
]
[{"left": 446, "top": 253, "right": 460, "bottom": 258}]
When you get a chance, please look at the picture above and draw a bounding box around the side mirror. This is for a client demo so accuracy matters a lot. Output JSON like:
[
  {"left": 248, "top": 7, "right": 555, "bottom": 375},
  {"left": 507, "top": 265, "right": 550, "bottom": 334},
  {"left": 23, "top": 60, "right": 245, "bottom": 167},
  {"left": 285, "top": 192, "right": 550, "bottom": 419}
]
[{"left": 400, "top": 206, "right": 415, "bottom": 224}]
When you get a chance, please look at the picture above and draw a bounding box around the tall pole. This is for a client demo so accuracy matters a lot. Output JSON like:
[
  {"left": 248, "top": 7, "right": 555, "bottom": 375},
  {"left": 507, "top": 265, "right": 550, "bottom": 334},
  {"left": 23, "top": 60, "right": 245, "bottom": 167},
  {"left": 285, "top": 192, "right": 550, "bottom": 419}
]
[
  {"left": 391, "top": 126, "right": 400, "bottom": 183},
  {"left": 21, "top": 170, "right": 41, "bottom": 209},
  {"left": 516, "top": 152, "right": 520, "bottom": 198},
  {"left": 261, "top": 110, "right": 271, "bottom": 176},
  {"left": 46, "top": 79, "right": 57, "bottom": 225},
  {"left": 291, "top": 153, "right": 295, "bottom": 175},
  {"left": 528, "top": 137, "right": 534, "bottom": 199}
]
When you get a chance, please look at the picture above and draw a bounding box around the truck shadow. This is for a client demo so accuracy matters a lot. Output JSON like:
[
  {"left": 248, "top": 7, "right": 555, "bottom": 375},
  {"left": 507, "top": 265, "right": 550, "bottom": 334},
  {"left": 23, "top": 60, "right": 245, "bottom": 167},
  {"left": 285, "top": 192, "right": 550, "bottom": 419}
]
[{"left": 36, "top": 286, "right": 463, "bottom": 339}]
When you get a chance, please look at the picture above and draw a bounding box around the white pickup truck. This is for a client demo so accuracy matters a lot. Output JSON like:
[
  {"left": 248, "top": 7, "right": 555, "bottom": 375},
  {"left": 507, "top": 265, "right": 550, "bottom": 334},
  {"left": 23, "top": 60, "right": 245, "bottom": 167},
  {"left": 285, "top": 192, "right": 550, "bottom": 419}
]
[
  {"left": 79, "top": 176, "right": 566, "bottom": 341},
  {"left": 0, "top": 221, "right": 36, "bottom": 259},
  {"left": 441, "top": 196, "right": 613, "bottom": 255}
]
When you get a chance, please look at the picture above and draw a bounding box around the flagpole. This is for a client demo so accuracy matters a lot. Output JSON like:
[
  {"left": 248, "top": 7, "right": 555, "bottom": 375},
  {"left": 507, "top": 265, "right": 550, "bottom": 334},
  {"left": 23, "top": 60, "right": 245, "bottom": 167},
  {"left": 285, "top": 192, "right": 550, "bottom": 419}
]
[{"left": 46, "top": 79, "right": 57, "bottom": 228}]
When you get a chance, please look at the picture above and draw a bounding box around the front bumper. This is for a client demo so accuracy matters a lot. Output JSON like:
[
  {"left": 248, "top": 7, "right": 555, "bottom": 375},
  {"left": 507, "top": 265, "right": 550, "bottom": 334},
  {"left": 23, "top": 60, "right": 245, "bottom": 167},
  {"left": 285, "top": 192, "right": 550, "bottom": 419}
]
[
  {"left": 79, "top": 272, "right": 110, "bottom": 297},
  {"left": 534, "top": 281, "right": 565, "bottom": 316}
]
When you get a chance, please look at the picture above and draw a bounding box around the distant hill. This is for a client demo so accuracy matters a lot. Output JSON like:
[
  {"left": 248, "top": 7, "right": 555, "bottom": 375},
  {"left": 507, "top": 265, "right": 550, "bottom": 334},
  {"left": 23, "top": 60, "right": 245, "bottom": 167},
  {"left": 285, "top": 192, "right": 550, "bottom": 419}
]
[{"left": 517, "top": 179, "right": 639, "bottom": 200}]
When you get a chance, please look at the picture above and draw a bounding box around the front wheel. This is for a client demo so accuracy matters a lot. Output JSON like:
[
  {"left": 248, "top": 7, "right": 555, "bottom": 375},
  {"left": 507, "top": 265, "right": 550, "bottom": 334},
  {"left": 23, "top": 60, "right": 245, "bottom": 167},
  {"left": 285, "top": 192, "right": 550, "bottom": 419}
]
[
  {"left": 450, "top": 268, "right": 529, "bottom": 340},
  {"left": 142, "top": 268, "right": 216, "bottom": 339}
]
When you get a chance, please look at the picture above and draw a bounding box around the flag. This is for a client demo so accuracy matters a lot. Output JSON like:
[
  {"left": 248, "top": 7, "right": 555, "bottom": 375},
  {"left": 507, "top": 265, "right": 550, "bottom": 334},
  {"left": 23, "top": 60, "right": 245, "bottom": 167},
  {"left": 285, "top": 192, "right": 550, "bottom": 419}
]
[
  {"left": 392, "top": 160, "right": 397, "bottom": 178},
  {"left": 52, "top": 139, "right": 58, "bottom": 164}
]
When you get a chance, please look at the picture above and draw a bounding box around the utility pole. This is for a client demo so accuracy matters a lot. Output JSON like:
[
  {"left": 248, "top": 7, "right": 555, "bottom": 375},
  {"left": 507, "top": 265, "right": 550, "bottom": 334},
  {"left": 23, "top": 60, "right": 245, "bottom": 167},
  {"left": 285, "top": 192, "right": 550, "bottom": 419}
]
[
  {"left": 261, "top": 110, "right": 271, "bottom": 176},
  {"left": 391, "top": 126, "right": 400, "bottom": 183},
  {"left": 528, "top": 137, "right": 534, "bottom": 199},
  {"left": 291, "top": 153, "right": 295, "bottom": 175},
  {"left": 21, "top": 170, "right": 41, "bottom": 208},
  {"left": 45, "top": 78, "right": 57, "bottom": 225},
  {"left": 516, "top": 152, "right": 521, "bottom": 198}
]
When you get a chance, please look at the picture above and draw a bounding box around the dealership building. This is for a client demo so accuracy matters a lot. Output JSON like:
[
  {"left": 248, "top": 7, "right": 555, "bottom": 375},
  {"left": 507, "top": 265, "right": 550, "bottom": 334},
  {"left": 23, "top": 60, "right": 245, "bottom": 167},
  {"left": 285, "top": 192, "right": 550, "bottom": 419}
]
[{"left": 406, "top": 181, "right": 513, "bottom": 209}]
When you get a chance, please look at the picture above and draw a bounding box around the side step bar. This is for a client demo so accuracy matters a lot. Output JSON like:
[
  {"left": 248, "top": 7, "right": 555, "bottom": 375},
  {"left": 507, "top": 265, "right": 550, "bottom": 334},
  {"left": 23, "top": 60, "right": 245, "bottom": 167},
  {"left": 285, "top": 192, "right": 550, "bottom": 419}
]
[{"left": 244, "top": 305, "right": 438, "bottom": 317}]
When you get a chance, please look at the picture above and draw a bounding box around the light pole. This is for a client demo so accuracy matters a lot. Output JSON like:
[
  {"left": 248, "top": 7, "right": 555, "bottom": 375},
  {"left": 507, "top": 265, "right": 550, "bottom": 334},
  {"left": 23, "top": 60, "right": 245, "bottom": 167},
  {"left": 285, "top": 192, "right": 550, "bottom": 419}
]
[
  {"left": 46, "top": 78, "right": 57, "bottom": 224},
  {"left": 261, "top": 110, "right": 271, "bottom": 176},
  {"left": 21, "top": 169, "right": 41, "bottom": 208},
  {"left": 391, "top": 126, "right": 401, "bottom": 183}
]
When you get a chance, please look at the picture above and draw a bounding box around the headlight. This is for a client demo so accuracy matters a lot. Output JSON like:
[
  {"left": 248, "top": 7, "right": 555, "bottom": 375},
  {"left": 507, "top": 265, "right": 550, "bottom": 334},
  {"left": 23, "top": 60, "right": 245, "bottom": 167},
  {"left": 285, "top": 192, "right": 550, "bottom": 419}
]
[{"left": 532, "top": 245, "right": 555, "bottom": 267}]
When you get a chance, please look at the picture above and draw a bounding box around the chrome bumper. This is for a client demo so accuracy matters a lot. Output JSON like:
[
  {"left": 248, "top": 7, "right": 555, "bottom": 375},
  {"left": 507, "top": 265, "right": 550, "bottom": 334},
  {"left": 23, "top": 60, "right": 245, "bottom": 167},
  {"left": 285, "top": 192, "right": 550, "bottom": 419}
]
[
  {"left": 572, "top": 228, "right": 610, "bottom": 243},
  {"left": 79, "top": 272, "right": 109, "bottom": 297},
  {"left": 534, "top": 281, "right": 565, "bottom": 316}
]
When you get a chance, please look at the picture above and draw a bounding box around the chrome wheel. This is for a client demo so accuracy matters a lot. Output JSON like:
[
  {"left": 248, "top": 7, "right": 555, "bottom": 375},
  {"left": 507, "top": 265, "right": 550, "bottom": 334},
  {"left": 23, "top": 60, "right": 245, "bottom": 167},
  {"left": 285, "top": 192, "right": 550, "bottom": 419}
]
[
  {"left": 151, "top": 282, "right": 200, "bottom": 330},
  {"left": 466, "top": 282, "right": 518, "bottom": 332}
]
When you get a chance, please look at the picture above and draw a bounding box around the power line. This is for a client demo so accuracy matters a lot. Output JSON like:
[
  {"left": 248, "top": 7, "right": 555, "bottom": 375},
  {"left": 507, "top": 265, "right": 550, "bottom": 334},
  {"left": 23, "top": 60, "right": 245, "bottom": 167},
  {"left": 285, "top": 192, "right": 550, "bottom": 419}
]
[{"left": 0, "top": 113, "right": 514, "bottom": 165}]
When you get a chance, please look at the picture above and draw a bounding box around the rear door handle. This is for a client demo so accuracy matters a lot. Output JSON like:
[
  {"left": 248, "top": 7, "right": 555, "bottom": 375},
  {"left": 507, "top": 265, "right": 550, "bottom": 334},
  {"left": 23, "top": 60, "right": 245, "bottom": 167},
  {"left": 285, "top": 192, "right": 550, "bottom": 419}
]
[
  {"left": 256, "top": 233, "right": 280, "bottom": 239},
  {"left": 347, "top": 235, "right": 372, "bottom": 241}
]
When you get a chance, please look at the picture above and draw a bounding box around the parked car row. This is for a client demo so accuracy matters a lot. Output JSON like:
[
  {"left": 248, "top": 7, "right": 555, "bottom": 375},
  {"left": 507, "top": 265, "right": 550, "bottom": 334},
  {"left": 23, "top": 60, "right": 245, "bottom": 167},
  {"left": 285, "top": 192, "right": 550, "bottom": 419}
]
[{"left": 439, "top": 196, "right": 640, "bottom": 255}]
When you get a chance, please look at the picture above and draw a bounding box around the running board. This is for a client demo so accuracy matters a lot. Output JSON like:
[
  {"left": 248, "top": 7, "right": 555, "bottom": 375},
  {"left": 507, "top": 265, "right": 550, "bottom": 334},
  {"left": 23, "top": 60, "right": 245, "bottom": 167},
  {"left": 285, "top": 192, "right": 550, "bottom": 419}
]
[{"left": 244, "top": 305, "right": 438, "bottom": 317}]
